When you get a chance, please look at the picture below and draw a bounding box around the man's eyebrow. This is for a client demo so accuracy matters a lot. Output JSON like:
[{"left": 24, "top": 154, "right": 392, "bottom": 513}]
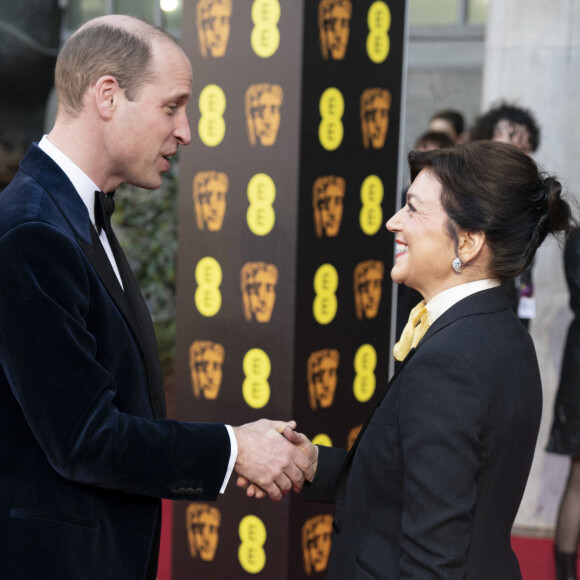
[{"left": 173, "top": 92, "right": 191, "bottom": 102}]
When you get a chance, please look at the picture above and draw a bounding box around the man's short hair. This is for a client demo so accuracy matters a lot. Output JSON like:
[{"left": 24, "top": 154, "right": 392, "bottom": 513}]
[
  {"left": 429, "top": 109, "right": 465, "bottom": 137},
  {"left": 55, "top": 18, "right": 177, "bottom": 118},
  {"left": 414, "top": 130, "right": 454, "bottom": 151}
]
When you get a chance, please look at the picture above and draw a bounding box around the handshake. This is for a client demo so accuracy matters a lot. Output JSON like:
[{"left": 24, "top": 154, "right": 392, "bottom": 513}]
[{"left": 233, "top": 420, "right": 318, "bottom": 501}]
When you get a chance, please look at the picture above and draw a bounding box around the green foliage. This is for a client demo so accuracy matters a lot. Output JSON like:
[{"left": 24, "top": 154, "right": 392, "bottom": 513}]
[{"left": 112, "top": 164, "right": 179, "bottom": 377}]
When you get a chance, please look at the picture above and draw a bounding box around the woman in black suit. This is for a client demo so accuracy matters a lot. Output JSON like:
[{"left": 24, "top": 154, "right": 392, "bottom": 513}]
[
  {"left": 275, "top": 141, "right": 574, "bottom": 578},
  {"left": 547, "top": 228, "right": 580, "bottom": 580}
]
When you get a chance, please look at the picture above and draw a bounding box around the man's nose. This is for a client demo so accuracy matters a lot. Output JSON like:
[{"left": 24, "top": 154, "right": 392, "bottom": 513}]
[{"left": 175, "top": 111, "right": 192, "bottom": 145}]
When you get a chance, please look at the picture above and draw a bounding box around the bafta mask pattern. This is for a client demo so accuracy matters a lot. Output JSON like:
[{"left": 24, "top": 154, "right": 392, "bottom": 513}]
[
  {"left": 302, "top": 514, "right": 334, "bottom": 575},
  {"left": 196, "top": 0, "right": 233, "bottom": 58},
  {"left": 189, "top": 340, "right": 225, "bottom": 400},
  {"left": 318, "top": 0, "right": 352, "bottom": 60},
  {"left": 312, "top": 176, "right": 345, "bottom": 238},
  {"left": 186, "top": 503, "right": 221, "bottom": 561},
  {"left": 360, "top": 88, "right": 391, "bottom": 149},
  {"left": 245, "top": 83, "right": 283, "bottom": 146},
  {"left": 241, "top": 262, "right": 279, "bottom": 323},
  {"left": 354, "top": 260, "right": 384, "bottom": 320},
  {"left": 307, "top": 349, "right": 339, "bottom": 410},
  {"left": 193, "top": 171, "right": 228, "bottom": 232},
  {"left": 347, "top": 424, "right": 362, "bottom": 450}
]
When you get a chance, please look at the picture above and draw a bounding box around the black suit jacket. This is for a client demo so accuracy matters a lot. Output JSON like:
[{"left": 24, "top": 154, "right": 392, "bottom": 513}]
[
  {"left": 306, "top": 287, "right": 542, "bottom": 579},
  {"left": 0, "top": 145, "right": 231, "bottom": 579}
]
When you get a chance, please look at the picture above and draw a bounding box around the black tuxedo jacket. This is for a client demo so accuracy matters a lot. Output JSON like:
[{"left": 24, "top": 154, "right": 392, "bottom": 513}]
[
  {"left": 0, "top": 145, "right": 231, "bottom": 579},
  {"left": 306, "top": 287, "right": 542, "bottom": 579}
]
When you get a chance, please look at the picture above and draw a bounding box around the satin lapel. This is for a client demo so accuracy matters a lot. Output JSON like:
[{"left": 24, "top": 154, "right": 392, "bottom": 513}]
[
  {"left": 78, "top": 226, "right": 166, "bottom": 418},
  {"left": 78, "top": 226, "right": 139, "bottom": 336},
  {"left": 106, "top": 227, "right": 167, "bottom": 419}
]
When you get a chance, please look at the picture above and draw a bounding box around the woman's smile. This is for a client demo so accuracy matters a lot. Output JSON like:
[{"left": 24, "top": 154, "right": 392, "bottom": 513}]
[{"left": 394, "top": 240, "right": 408, "bottom": 258}]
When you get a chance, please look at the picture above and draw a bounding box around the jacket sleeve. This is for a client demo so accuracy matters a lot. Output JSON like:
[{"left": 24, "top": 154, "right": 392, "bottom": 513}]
[
  {"left": 0, "top": 220, "right": 231, "bottom": 501},
  {"left": 303, "top": 445, "right": 348, "bottom": 503}
]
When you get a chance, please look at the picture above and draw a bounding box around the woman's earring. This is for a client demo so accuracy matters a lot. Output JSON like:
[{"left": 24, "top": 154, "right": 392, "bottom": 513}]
[{"left": 452, "top": 256, "right": 462, "bottom": 273}]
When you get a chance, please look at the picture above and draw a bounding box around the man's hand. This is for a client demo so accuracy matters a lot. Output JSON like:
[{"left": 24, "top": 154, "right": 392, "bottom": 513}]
[{"left": 235, "top": 422, "right": 318, "bottom": 500}]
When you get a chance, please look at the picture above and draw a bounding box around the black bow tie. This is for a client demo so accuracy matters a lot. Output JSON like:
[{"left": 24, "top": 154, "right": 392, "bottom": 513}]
[{"left": 94, "top": 190, "right": 115, "bottom": 235}]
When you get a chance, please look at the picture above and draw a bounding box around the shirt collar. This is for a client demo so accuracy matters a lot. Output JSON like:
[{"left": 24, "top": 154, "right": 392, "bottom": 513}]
[
  {"left": 426, "top": 279, "right": 501, "bottom": 325},
  {"left": 38, "top": 135, "right": 100, "bottom": 225}
]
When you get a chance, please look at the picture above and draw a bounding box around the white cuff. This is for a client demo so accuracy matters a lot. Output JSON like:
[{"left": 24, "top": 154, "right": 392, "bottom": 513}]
[{"left": 220, "top": 424, "right": 238, "bottom": 494}]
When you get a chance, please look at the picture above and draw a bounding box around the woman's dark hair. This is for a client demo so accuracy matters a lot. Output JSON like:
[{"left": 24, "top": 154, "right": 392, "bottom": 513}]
[
  {"left": 469, "top": 102, "right": 540, "bottom": 153},
  {"left": 414, "top": 130, "right": 454, "bottom": 151},
  {"left": 430, "top": 109, "right": 465, "bottom": 137},
  {"left": 409, "top": 141, "right": 575, "bottom": 280}
]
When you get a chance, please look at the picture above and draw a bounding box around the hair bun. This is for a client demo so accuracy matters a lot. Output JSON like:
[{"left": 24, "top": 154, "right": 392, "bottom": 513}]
[{"left": 532, "top": 173, "right": 570, "bottom": 246}]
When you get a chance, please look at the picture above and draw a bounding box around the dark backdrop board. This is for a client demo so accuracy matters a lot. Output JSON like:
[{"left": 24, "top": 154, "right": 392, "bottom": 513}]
[{"left": 174, "top": 1, "right": 407, "bottom": 578}]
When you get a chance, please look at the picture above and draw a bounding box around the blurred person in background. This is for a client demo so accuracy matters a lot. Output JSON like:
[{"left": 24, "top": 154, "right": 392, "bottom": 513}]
[
  {"left": 469, "top": 101, "right": 542, "bottom": 329},
  {"left": 428, "top": 108, "right": 466, "bottom": 144},
  {"left": 547, "top": 227, "right": 580, "bottom": 580}
]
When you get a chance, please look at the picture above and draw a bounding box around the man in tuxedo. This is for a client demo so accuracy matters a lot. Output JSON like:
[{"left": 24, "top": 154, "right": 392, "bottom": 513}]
[{"left": 0, "top": 15, "right": 315, "bottom": 579}]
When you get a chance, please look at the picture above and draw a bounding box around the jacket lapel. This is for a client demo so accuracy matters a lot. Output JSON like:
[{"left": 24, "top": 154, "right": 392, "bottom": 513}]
[
  {"left": 22, "top": 146, "right": 141, "bottom": 345},
  {"left": 417, "top": 286, "right": 509, "bottom": 349},
  {"left": 77, "top": 227, "right": 140, "bottom": 338},
  {"left": 78, "top": 228, "right": 166, "bottom": 418},
  {"left": 21, "top": 145, "right": 166, "bottom": 418},
  {"left": 338, "top": 287, "right": 509, "bottom": 481},
  {"left": 103, "top": 226, "right": 167, "bottom": 419},
  {"left": 339, "top": 347, "right": 418, "bottom": 478}
]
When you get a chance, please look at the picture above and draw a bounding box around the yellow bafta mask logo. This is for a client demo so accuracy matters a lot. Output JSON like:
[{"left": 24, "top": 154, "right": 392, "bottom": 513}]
[
  {"left": 360, "top": 88, "right": 391, "bottom": 149},
  {"left": 186, "top": 503, "right": 221, "bottom": 562},
  {"left": 302, "top": 514, "right": 333, "bottom": 575},
  {"left": 245, "top": 83, "right": 283, "bottom": 147},
  {"left": 347, "top": 425, "right": 362, "bottom": 450},
  {"left": 189, "top": 341, "right": 225, "bottom": 400},
  {"left": 307, "top": 349, "right": 339, "bottom": 410},
  {"left": 312, "top": 176, "right": 345, "bottom": 238},
  {"left": 241, "top": 262, "right": 278, "bottom": 323},
  {"left": 354, "top": 260, "right": 384, "bottom": 320},
  {"left": 193, "top": 171, "right": 228, "bottom": 232},
  {"left": 318, "top": 0, "right": 352, "bottom": 60},
  {"left": 196, "top": 0, "right": 232, "bottom": 58}
]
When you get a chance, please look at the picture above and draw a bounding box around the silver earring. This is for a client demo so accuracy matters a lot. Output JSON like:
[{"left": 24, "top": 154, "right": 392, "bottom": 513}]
[{"left": 452, "top": 256, "right": 462, "bottom": 273}]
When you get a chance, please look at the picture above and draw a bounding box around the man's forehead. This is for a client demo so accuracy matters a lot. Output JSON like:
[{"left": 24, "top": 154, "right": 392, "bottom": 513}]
[{"left": 151, "top": 39, "right": 192, "bottom": 80}]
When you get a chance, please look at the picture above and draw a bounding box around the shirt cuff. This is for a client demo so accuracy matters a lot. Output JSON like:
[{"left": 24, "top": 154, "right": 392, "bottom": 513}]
[{"left": 220, "top": 424, "right": 238, "bottom": 494}]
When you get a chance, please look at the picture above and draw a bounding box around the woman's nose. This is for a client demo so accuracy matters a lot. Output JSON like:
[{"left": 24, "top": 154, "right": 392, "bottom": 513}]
[{"left": 386, "top": 207, "right": 404, "bottom": 232}]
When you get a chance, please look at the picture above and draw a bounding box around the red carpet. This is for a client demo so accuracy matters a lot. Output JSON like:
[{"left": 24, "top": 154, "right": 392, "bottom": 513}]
[
  {"left": 158, "top": 508, "right": 566, "bottom": 580},
  {"left": 512, "top": 536, "right": 556, "bottom": 579},
  {"left": 159, "top": 499, "right": 173, "bottom": 580}
]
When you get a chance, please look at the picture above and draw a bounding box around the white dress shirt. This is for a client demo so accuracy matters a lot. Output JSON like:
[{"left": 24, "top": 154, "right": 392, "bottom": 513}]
[
  {"left": 37, "top": 136, "right": 237, "bottom": 493},
  {"left": 38, "top": 136, "right": 124, "bottom": 288},
  {"left": 426, "top": 279, "right": 501, "bottom": 325}
]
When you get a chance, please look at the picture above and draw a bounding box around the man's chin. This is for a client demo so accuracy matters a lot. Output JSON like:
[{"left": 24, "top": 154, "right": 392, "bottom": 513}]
[{"left": 131, "top": 177, "right": 163, "bottom": 190}]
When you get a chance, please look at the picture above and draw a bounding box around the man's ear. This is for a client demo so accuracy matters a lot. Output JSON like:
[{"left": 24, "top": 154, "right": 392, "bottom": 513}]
[
  {"left": 458, "top": 230, "right": 486, "bottom": 265},
  {"left": 93, "top": 76, "right": 121, "bottom": 120}
]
